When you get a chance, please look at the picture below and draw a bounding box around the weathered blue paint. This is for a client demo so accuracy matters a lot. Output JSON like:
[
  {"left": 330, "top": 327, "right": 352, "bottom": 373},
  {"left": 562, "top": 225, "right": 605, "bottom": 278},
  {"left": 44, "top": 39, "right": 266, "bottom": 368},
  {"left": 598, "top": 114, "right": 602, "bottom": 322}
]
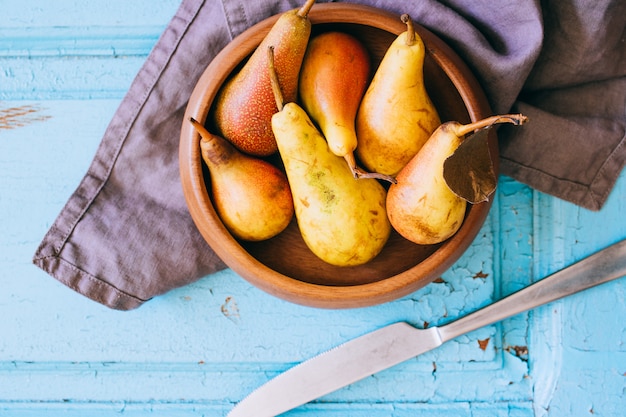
[{"left": 1, "top": 1, "right": 624, "bottom": 416}]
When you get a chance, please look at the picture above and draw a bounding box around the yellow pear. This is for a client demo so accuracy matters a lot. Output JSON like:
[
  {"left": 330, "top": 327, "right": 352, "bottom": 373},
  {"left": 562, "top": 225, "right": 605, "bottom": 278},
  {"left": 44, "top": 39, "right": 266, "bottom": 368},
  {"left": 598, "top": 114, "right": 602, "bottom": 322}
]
[
  {"left": 190, "top": 118, "right": 294, "bottom": 242},
  {"left": 356, "top": 14, "right": 440, "bottom": 176},
  {"left": 268, "top": 47, "right": 390, "bottom": 266},
  {"left": 212, "top": 0, "right": 316, "bottom": 156},
  {"left": 387, "top": 114, "right": 528, "bottom": 245},
  {"left": 298, "top": 31, "right": 394, "bottom": 183}
]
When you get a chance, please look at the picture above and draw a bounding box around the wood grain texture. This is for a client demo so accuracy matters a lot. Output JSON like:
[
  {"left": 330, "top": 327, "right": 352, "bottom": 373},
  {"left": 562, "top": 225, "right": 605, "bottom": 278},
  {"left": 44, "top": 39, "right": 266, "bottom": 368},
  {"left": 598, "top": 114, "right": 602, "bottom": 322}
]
[{"left": 1, "top": 1, "right": 625, "bottom": 416}]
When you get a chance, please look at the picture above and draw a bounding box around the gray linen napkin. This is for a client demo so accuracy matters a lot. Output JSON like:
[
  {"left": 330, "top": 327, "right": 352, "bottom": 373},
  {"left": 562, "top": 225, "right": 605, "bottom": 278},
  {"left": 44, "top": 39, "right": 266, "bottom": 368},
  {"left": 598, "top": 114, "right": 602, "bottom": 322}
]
[{"left": 33, "top": 0, "right": 626, "bottom": 310}]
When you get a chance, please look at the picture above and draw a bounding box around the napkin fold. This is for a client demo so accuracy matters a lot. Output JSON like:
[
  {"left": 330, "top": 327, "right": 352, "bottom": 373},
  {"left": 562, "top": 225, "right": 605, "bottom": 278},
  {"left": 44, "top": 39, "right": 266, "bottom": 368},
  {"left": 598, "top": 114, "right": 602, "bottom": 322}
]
[{"left": 33, "top": 0, "right": 626, "bottom": 310}]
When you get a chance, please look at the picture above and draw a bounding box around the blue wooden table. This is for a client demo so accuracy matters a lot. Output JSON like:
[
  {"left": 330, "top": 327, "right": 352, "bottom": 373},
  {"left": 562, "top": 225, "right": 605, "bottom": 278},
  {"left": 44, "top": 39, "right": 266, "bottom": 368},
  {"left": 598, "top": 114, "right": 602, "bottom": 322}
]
[{"left": 1, "top": 1, "right": 625, "bottom": 416}]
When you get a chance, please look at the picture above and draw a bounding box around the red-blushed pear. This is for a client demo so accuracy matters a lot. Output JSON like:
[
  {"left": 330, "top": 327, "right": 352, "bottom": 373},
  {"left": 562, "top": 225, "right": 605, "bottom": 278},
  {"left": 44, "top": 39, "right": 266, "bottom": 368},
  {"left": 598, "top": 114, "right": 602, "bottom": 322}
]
[
  {"left": 212, "top": 0, "right": 316, "bottom": 156},
  {"left": 298, "top": 31, "right": 395, "bottom": 183},
  {"left": 387, "top": 114, "right": 527, "bottom": 245},
  {"left": 356, "top": 14, "right": 440, "bottom": 177},
  {"left": 190, "top": 118, "right": 294, "bottom": 242}
]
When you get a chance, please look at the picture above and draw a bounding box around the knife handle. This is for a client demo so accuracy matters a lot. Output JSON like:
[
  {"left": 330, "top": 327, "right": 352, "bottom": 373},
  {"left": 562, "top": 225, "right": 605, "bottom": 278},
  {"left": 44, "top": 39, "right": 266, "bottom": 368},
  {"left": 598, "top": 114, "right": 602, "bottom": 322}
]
[{"left": 438, "top": 238, "right": 626, "bottom": 343}]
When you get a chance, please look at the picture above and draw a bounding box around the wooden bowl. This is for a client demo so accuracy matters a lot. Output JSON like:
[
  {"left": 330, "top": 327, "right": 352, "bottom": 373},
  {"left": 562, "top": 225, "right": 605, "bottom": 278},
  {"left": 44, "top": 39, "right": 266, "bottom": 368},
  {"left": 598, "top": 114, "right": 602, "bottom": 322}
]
[{"left": 180, "top": 3, "right": 496, "bottom": 308}]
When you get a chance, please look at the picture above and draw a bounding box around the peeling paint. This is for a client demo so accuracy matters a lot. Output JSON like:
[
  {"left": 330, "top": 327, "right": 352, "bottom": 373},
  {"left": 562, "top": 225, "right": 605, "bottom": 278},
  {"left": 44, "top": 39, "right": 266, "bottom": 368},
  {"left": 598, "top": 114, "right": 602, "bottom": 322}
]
[
  {"left": 221, "top": 296, "right": 240, "bottom": 323},
  {"left": 478, "top": 338, "right": 490, "bottom": 350},
  {"left": 0, "top": 103, "right": 51, "bottom": 129},
  {"left": 505, "top": 345, "right": 529, "bottom": 361}
]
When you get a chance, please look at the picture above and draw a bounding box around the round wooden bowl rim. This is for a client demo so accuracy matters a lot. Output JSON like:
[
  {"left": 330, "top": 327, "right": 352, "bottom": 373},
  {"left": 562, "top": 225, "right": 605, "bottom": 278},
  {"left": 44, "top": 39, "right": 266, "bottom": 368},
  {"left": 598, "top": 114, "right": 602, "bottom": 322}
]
[{"left": 179, "top": 3, "right": 496, "bottom": 308}]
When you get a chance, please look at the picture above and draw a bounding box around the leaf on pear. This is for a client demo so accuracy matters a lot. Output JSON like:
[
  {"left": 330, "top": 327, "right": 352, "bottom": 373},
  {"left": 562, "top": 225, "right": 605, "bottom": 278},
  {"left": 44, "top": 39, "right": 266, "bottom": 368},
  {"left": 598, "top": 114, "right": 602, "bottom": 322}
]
[{"left": 443, "top": 128, "right": 496, "bottom": 204}]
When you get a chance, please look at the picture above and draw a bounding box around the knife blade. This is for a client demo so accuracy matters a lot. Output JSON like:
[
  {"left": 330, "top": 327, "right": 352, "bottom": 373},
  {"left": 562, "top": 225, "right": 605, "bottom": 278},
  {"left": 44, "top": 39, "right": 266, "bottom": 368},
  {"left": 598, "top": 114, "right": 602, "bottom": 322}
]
[{"left": 228, "top": 238, "right": 626, "bottom": 417}]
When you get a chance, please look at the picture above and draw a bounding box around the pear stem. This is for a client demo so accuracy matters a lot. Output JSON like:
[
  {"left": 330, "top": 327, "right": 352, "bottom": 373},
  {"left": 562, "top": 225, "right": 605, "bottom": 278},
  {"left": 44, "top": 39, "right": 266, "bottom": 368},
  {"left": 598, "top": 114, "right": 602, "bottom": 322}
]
[
  {"left": 190, "top": 117, "right": 235, "bottom": 164},
  {"left": 297, "top": 0, "right": 316, "bottom": 18},
  {"left": 189, "top": 117, "right": 210, "bottom": 139},
  {"left": 267, "top": 46, "right": 284, "bottom": 112},
  {"left": 401, "top": 14, "right": 416, "bottom": 46},
  {"left": 344, "top": 153, "right": 397, "bottom": 184},
  {"left": 455, "top": 113, "right": 528, "bottom": 137}
]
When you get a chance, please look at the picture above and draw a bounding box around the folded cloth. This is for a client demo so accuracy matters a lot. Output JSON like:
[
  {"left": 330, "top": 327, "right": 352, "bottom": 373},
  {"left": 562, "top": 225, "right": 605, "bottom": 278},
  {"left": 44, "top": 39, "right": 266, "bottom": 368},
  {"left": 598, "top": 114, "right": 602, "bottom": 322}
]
[{"left": 33, "top": 0, "right": 626, "bottom": 310}]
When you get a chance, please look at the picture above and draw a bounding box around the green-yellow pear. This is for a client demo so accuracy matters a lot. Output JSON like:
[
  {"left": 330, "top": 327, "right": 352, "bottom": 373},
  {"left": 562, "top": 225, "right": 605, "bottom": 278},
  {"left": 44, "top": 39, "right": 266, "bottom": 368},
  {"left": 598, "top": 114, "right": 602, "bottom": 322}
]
[
  {"left": 190, "top": 118, "right": 294, "bottom": 242},
  {"left": 356, "top": 14, "right": 440, "bottom": 176},
  {"left": 268, "top": 47, "right": 390, "bottom": 266},
  {"left": 212, "top": 0, "right": 316, "bottom": 156},
  {"left": 387, "top": 114, "right": 528, "bottom": 245},
  {"left": 298, "top": 31, "right": 395, "bottom": 183}
]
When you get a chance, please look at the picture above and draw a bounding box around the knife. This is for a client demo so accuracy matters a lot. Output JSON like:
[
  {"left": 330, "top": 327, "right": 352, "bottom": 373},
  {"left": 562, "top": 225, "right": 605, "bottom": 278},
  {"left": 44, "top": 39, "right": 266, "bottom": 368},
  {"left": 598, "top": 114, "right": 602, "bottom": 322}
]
[{"left": 228, "top": 238, "right": 626, "bottom": 417}]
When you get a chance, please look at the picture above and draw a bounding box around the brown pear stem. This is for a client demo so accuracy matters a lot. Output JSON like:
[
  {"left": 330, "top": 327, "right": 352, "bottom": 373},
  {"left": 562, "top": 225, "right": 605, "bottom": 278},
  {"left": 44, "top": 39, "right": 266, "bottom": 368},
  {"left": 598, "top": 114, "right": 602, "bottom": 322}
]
[
  {"left": 297, "top": 0, "right": 316, "bottom": 18},
  {"left": 455, "top": 113, "right": 528, "bottom": 137},
  {"left": 267, "top": 46, "right": 284, "bottom": 112},
  {"left": 189, "top": 117, "right": 235, "bottom": 164},
  {"left": 189, "top": 117, "right": 211, "bottom": 140},
  {"left": 344, "top": 153, "right": 397, "bottom": 184},
  {"left": 401, "top": 14, "right": 416, "bottom": 46}
]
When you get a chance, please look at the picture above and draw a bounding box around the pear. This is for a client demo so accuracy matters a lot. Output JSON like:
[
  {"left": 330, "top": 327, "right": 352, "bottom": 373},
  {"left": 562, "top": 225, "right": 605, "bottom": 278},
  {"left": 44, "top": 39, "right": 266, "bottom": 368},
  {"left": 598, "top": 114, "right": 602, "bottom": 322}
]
[
  {"left": 190, "top": 118, "right": 294, "bottom": 242},
  {"left": 298, "top": 31, "right": 395, "bottom": 183},
  {"left": 268, "top": 47, "right": 390, "bottom": 267},
  {"left": 356, "top": 14, "right": 440, "bottom": 176},
  {"left": 387, "top": 114, "right": 528, "bottom": 245},
  {"left": 212, "top": 0, "right": 316, "bottom": 156}
]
